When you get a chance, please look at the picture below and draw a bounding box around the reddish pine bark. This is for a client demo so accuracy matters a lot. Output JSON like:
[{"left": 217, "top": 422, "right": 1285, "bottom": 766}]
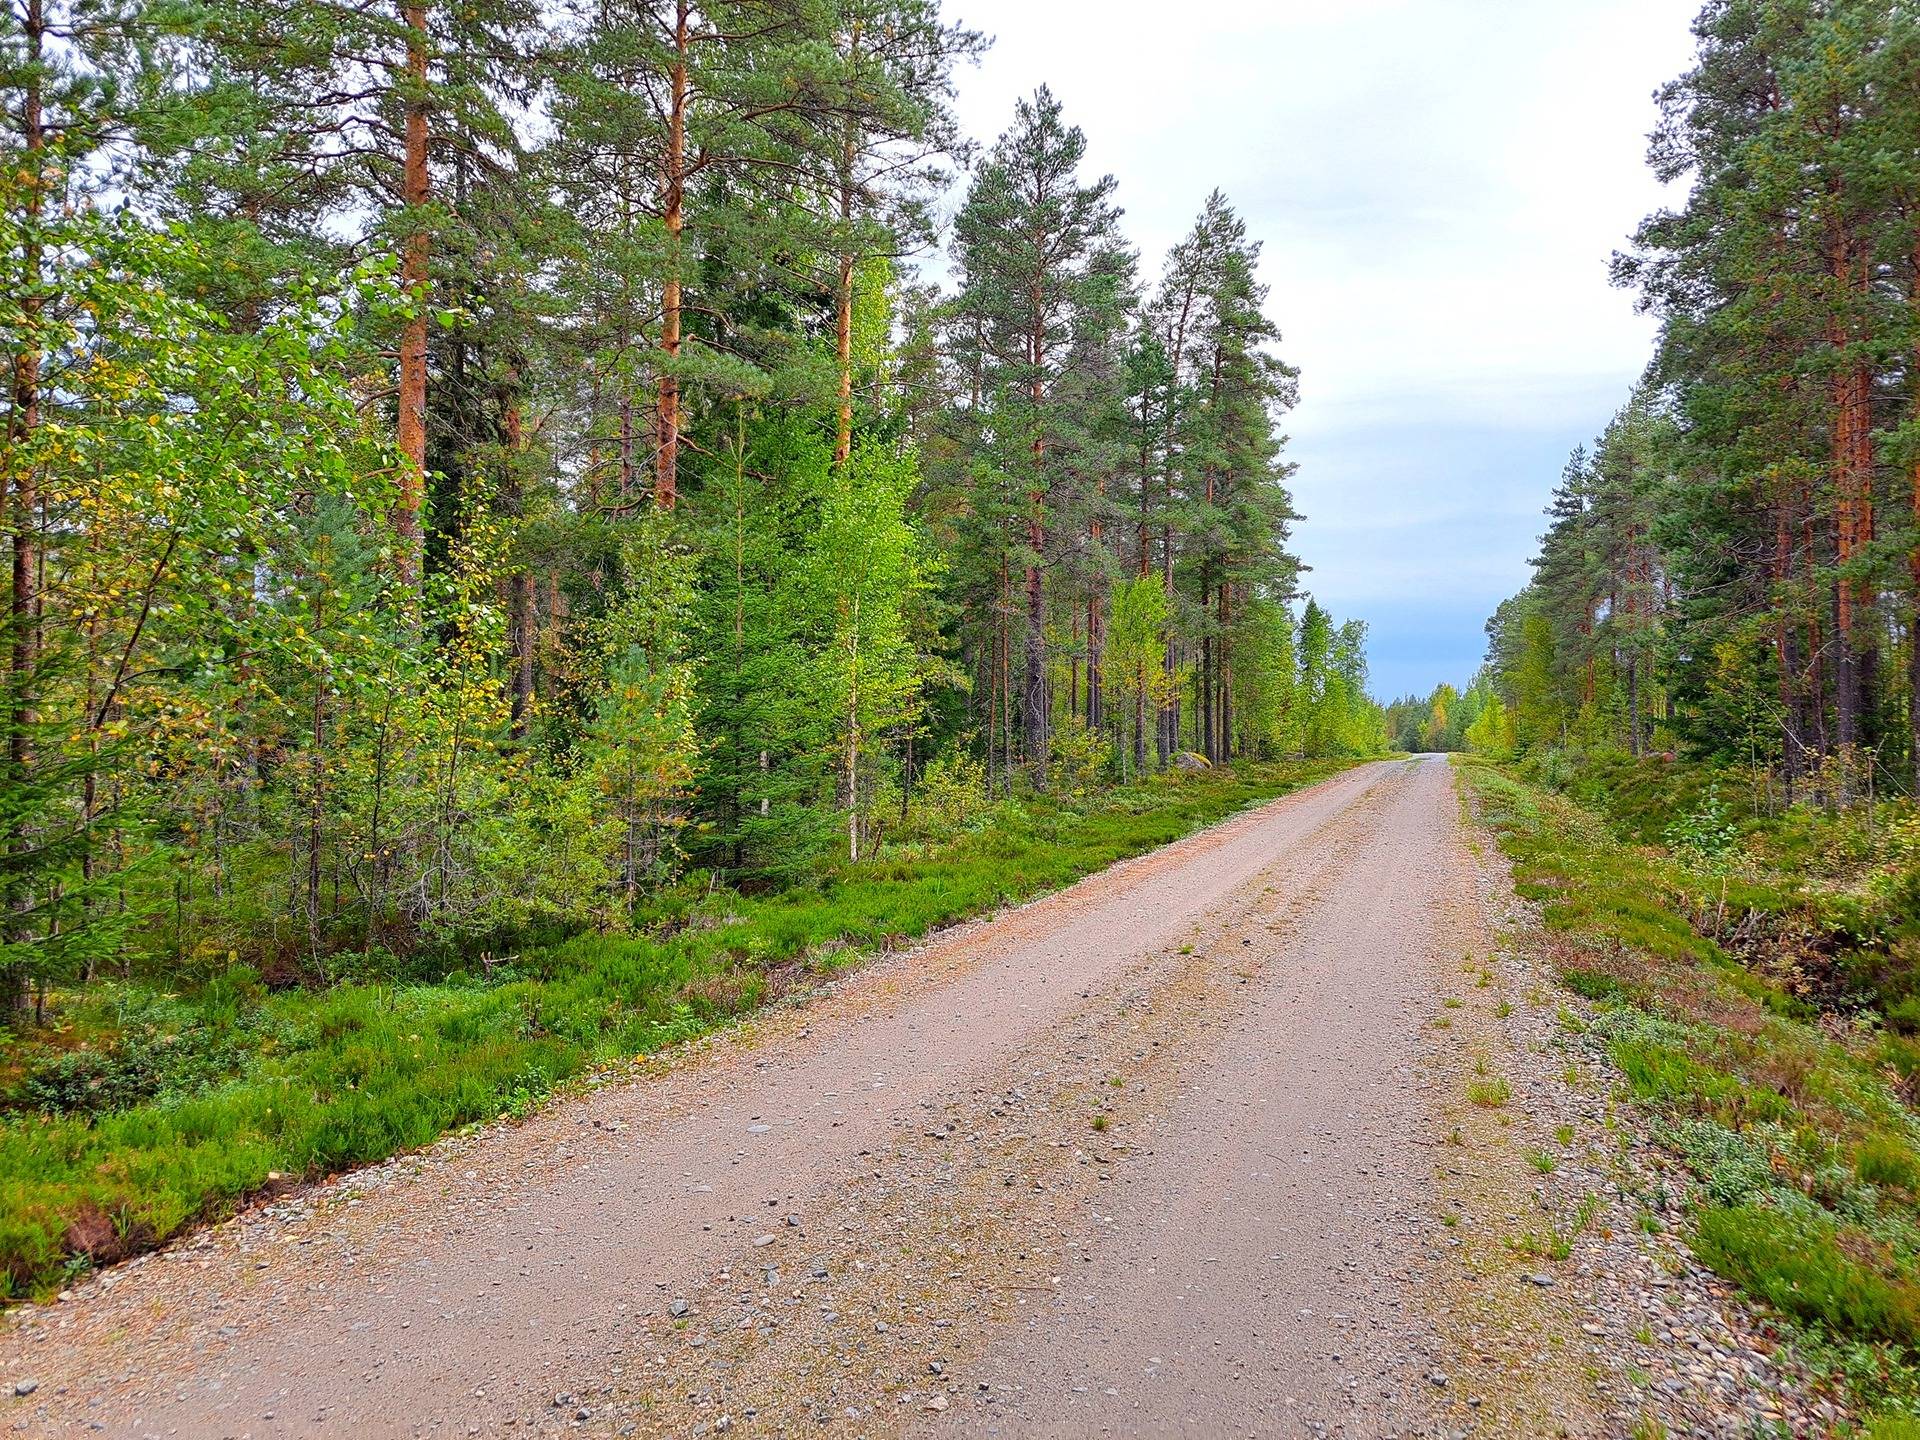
[
  {"left": 1828, "top": 228, "right": 1874, "bottom": 757},
  {"left": 395, "top": 0, "right": 430, "bottom": 589},
  {"left": 655, "top": 0, "right": 690, "bottom": 511},
  {"left": 1912, "top": 231, "right": 1920, "bottom": 778},
  {"left": 1024, "top": 294, "right": 1047, "bottom": 774}
]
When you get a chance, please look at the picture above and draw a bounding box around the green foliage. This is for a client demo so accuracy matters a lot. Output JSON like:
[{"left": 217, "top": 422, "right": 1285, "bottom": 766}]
[
  {"left": 807, "top": 443, "right": 935, "bottom": 860},
  {"left": 0, "top": 0, "right": 1393, "bottom": 1328},
  {"left": 1859, "top": 1137, "right": 1920, "bottom": 1194},
  {"left": 1386, "top": 670, "right": 1511, "bottom": 757},
  {"left": 1695, "top": 1205, "right": 1920, "bottom": 1347},
  {"left": 1563, "top": 968, "right": 1629, "bottom": 1002},
  {"left": 1105, "top": 575, "right": 1179, "bottom": 778},
  {"left": 1462, "top": 694, "right": 1516, "bottom": 759},
  {"left": 1456, "top": 4, "right": 1920, "bottom": 801},
  {"left": 580, "top": 519, "right": 702, "bottom": 908},
  {"left": 1296, "top": 606, "right": 1387, "bottom": 757},
  {"left": 1663, "top": 783, "right": 1739, "bottom": 866},
  {"left": 1466, "top": 1076, "right": 1511, "bottom": 1108},
  {"left": 1046, "top": 713, "right": 1111, "bottom": 801},
  {"left": 904, "top": 751, "right": 992, "bottom": 838},
  {"left": 8, "top": 1022, "right": 254, "bottom": 1116},
  {"left": 0, "top": 192, "right": 400, "bottom": 1002}
]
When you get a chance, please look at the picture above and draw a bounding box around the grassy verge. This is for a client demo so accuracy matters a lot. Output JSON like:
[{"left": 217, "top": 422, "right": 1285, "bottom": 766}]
[
  {"left": 0, "top": 757, "right": 1358, "bottom": 1300},
  {"left": 1456, "top": 755, "right": 1920, "bottom": 1426}
]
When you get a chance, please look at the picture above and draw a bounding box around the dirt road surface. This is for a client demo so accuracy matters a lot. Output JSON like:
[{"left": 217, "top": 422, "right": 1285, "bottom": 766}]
[{"left": 4, "top": 756, "right": 1514, "bottom": 1439}]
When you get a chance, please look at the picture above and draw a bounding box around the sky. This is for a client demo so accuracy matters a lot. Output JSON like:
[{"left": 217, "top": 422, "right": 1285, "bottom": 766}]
[{"left": 936, "top": 0, "right": 1700, "bottom": 702}]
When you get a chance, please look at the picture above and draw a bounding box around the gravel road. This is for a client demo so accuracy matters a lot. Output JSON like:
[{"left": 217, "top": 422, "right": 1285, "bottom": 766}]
[{"left": 4, "top": 756, "right": 1504, "bottom": 1439}]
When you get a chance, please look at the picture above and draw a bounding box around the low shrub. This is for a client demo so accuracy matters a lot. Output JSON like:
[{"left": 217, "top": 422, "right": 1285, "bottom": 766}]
[
  {"left": 1858, "top": 1136, "right": 1920, "bottom": 1193},
  {"left": 1459, "top": 754, "right": 1920, "bottom": 1415},
  {"left": 1694, "top": 1204, "right": 1920, "bottom": 1346}
]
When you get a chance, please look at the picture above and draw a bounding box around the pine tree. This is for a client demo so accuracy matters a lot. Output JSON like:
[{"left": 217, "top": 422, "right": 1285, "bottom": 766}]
[
  {"left": 163, "top": 0, "right": 544, "bottom": 590},
  {"left": 0, "top": 0, "right": 1374, "bottom": 1058},
  {"left": 818, "top": 0, "right": 984, "bottom": 467},
  {"left": 948, "top": 87, "right": 1125, "bottom": 783}
]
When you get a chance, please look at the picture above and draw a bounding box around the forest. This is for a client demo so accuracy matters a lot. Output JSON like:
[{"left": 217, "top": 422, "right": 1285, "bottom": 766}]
[
  {"left": 0, "top": 1, "right": 1389, "bottom": 1014},
  {"left": 1405, "top": 0, "right": 1920, "bottom": 795},
  {"left": 0, "top": 0, "right": 1395, "bottom": 1285},
  {"left": 24, "top": 0, "right": 1920, "bottom": 1419}
]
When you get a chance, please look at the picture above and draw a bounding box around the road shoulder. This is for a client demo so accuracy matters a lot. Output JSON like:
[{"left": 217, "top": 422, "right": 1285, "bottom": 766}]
[{"left": 1440, "top": 759, "right": 1835, "bottom": 1439}]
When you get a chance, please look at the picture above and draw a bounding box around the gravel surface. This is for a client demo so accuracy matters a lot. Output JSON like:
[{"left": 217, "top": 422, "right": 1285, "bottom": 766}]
[
  {"left": 4, "top": 755, "right": 1815, "bottom": 1439},
  {"left": 931, "top": 755, "right": 1455, "bottom": 1439}
]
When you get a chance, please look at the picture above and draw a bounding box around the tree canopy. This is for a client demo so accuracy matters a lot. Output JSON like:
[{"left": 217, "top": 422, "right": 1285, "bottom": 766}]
[{"left": 0, "top": 0, "right": 1385, "bottom": 1017}]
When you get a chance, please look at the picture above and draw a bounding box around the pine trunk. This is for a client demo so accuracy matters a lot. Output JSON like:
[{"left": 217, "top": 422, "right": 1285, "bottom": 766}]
[
  {"left": 395, "top": 0, "right": 430, "bottom": 590},
  {"left": 1806, "top": 497, "right": 1831, "bottom": 765},
  {"left": 1086, "top": 592, "right": 1103, "bottom": 731},
  {"left": 1025, "top": 315, "right": 1048, "bottom": 780},
  {"left": 1218, "top": 580, "right": 1232, "bottom": 761},
  {"left": 656, "top": 1, "right": 690, "bottom": 510},
  {"left": 1068, "top": 607, "right": 1079, "bottom": 721},
  {"left": 1024, "top": 509, "right": 1046, "bottom": 774},
  {"left": 1158, "top": 470, "right": 1175, "bottom": 765},
  {"left": 1198, "top": 563, "right": 1213, "bottom": 765},
  {"left": 1911, "top": 236, "right": 1920, "bottom": 782},
  {"left": 1829, "top": 226, "right": 1874, "bottom": 764},
  {"left": 1136, "top": 417, "right": 1152, "bottom": 579},
  {"left": 1133, "top": 664, "right": 1147, "bottom": 776},
  {"left": 4, "top": 0, "right": 43, "bottom": 1020},
  {"left": 1774, "top": 488, "right": 1801, "bottom": 791}
]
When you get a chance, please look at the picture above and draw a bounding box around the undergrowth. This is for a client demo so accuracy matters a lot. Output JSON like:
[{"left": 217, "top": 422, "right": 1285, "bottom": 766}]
[
  {"left": 1458, "top": 754, "right": 1920, "bottom": 1430},
  {"left": 0, "top": 758, "right": 1353, "bottom": 1300}
]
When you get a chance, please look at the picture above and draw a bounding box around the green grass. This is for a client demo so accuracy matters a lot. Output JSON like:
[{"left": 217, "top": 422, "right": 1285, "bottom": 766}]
[
  {"left": 1694, "top": 1203, "right": 1920, "bottom": 1346},
  {"left": 1508, "top": 1195, "right": 1599, "bottom": 1264},
  {"left": 0, "top": 758, "right": 1356, "bottom": 1299},
  {"left": 1467, "top": 1076, "right": 1511, "bottom": 1108},
  {"left": 1860, "top": 1136, "right": 1920, "bottom": 1192},
  {"left": 1456, "top": 753, "right": 1920, "bottom": 1414}
]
